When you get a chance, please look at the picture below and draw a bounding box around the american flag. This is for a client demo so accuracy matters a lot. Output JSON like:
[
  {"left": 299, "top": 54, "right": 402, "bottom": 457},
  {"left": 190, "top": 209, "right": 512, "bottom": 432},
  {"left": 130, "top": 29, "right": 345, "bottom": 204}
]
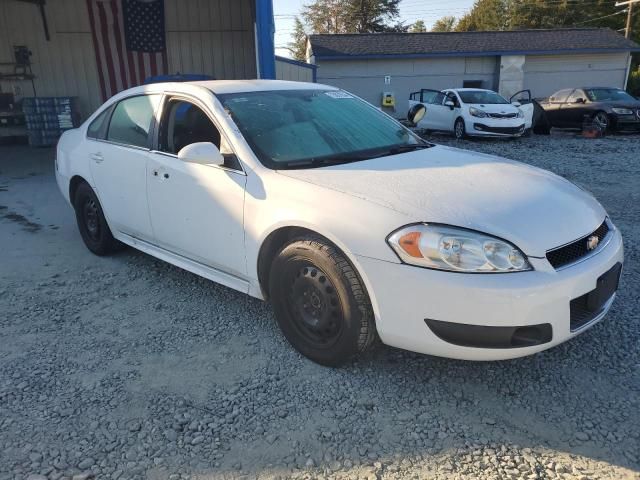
[{"left": 87, "top": 0, "right": 167, "bottom": 101}]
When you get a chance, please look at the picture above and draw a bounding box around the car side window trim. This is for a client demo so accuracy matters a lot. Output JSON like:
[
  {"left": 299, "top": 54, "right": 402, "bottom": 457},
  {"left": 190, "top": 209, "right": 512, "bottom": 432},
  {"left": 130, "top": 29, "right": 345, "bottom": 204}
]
[{"left": 151, "top": 93, "right": 246, "bottom": 175}]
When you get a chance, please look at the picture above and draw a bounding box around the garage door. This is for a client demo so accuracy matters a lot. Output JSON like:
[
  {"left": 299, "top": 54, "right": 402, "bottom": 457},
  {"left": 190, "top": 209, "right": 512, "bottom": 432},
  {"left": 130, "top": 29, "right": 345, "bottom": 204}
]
[{"left": 523, "top": 53, "right": 629, "bottom": 98}]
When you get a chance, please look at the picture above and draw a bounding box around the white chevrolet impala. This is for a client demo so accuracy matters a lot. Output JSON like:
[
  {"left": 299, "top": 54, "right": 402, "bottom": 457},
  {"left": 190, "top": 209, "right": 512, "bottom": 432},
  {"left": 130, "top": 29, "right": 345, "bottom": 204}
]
[{"left": 56, "top": 80, "right": 623, "bottom": 366}]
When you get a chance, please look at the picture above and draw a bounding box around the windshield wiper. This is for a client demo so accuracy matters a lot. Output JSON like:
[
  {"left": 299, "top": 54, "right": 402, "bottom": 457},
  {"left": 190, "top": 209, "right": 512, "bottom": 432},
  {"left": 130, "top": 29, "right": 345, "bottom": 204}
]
[
  {"left": 388, "top": 143, "right": 433, "bottom": 154},
  {"left": 276, "top": 143, "right": 433, "bottom": 169}
]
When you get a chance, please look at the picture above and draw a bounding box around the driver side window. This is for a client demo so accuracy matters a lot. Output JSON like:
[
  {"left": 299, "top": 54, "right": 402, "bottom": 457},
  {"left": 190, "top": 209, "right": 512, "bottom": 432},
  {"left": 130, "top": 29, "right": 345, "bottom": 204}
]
[
  {"left": 566, "top": 90, "right": 585, "bottom": 103},
  {"left": 159, "top": 99, "right": 221, "bottom": 155}
]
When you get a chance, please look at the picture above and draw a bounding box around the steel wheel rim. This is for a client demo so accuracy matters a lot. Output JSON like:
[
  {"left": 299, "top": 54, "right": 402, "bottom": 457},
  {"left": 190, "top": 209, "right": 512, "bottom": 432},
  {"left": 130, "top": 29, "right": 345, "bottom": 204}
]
[
  {"left": 594, "top": 113, "right": 608, "bottom": 129},
  {"left": 286, "top": 264, "right": 344, "bottom": 347},
  {"left": 83, "top": 198, "right": 100, "bottom": 240}
]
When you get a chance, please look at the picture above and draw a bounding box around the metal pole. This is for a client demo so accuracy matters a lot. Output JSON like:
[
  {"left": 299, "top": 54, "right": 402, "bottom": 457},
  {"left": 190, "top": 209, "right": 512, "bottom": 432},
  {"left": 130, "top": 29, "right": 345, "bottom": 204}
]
[{"left": 626, "top": 1, "right": 633, "bottom": 38}]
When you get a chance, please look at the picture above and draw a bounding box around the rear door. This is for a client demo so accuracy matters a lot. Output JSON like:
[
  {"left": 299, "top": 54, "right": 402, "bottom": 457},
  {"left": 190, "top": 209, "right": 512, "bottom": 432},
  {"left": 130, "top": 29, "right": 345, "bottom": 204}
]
[{"left": 88, "top": 94, "right": 161, "bottom": 241}]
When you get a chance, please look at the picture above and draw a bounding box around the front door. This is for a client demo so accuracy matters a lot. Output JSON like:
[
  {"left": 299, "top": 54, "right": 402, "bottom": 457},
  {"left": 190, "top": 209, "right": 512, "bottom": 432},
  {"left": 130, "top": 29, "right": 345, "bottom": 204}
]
[
  {"left": 146, "top": 97, "right": 247, "bottom": 278},
  {"left": 88, "top": 94, "right": 161, "bottom": 241}
]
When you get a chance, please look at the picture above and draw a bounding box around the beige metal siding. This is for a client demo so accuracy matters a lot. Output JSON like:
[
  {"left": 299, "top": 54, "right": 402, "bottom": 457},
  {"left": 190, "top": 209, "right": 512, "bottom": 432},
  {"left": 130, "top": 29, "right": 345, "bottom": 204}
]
[
  {"left": 275, "top": 59, "right": 314, "bottom": 82},
  {"left": 0, "top": 0, "right": 257, "bottom": 119},
  {"left": 0, "top": 0, "right": 102, "bottom": 117},
  {"left": 523, "top": 53, "right": 630, "bottom": 96},
  {"left": 165, "top": 0, "right": 256, "bottom": 81},
  {"left": 316, "top": 56, "right": 498, "bottom": 117}
]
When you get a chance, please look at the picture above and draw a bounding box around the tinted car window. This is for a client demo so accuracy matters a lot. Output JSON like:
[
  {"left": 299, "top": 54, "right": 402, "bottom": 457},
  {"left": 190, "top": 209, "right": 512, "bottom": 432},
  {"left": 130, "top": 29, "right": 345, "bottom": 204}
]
[
  {"left": 446, "top": 92, "right": 461, "bottom": 107},
  {"left": 107, "top": 95, "right": 161, "bottom": 148},
  {"left": 457, "top": 90, "right": 508, "bottom": 104},
  {"left": 549, "top": 89, "right": 572, "bottom": 103},
  {"left": 432, "top": 92, "right": 446, "bottom": 105},
  {"left": 566, "top": 90, "right": 585, "bottom": 103},
  {"left": 159, "top": 100, "right": 221, "bottom": 154},
  {"left": 87, "top": 107, "right": 111, "bottom": 139},
  {"left": 585, "top": 88, "right": 636, "bottom": 102}
]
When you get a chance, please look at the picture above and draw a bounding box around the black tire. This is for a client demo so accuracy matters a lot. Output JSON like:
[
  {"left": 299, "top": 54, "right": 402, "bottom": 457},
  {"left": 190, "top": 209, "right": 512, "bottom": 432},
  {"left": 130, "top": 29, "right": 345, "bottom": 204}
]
[
  {"left": 73, "top": 182, "right": 123, "bottom": 256},
  {"left": 269, "top": 236, "right": 377, "bottom": 366},
  {"left": 592, "top": 111, "right": 610, "bottom": 132},
  {"left": 454, "top": 117, "right": 466, "bottom": 140}
]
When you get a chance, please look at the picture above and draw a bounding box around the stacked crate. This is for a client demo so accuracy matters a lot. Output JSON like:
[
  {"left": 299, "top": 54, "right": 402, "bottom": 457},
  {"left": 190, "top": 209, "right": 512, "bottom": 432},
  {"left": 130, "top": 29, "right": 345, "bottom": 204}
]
[{"left": 22, "top": 97, "right": 79, "bottom": 147}]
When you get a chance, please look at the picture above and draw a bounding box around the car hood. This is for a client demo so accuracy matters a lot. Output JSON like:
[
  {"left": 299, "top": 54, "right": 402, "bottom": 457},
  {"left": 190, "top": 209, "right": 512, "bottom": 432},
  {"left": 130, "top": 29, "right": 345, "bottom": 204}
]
[
  {"left": 277, "top": 145, "right": 606, "bottom": 257},
  {"left": 466, "top": 103, "right": 519, "bottom": 114}
]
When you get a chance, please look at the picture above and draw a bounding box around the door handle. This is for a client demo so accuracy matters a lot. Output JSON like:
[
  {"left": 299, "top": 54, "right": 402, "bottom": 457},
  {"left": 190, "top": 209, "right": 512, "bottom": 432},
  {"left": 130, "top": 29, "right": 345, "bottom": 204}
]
[{"left": 90, "top": 152, "right": 103, "bottom": 163}]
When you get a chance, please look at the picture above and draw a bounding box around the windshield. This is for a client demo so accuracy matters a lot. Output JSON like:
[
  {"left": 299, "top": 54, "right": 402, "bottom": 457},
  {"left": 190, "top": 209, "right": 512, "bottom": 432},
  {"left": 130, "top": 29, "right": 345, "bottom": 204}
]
[
  {"left": 585, "top": 88, "right": 636, "bottom": 102},
  {"left": 219, "top": 89, "right": 428, "bottom": 169},
  {"left": 457, "top": 90, "right": 509, "bottom": 105}
]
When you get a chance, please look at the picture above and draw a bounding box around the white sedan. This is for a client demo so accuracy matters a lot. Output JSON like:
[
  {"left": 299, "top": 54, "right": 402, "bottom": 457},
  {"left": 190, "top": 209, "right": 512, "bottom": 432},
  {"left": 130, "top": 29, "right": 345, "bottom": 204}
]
[
  {"left": 408, "top": 88, "right": 534, "bottom": 139},
  {"left": 56, "top": 80, "right": 623, "bottom": 366}
]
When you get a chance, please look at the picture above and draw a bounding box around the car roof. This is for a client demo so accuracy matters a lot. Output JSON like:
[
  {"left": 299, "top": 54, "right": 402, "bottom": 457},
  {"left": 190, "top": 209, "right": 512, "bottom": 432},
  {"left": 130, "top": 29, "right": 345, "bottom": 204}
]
[
  {"left": 448, "top": 88, "right": 496, "bottom": 92},
  {"left": 191, "top": 79, "right": 336, "bottom": 94},
  {"left": 101, "top": 80, "right": 337, "bottom": 106}
]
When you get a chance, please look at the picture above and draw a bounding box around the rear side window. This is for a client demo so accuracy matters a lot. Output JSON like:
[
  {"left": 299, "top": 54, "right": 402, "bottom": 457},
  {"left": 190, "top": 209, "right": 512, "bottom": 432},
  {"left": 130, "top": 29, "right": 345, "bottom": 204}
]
[
  {"left": 107, "top": 95, "right": 161, "bottom": 148},
  {"left": 549, "top": 89, "right": 572, "bottom": 103},
  {"left": 87, "top": 107, "right": 112, "bottom": 139}
]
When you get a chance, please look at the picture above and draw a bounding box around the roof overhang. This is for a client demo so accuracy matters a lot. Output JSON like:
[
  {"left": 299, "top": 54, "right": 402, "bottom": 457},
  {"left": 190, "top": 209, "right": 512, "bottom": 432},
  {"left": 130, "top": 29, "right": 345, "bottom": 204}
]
[{"left": 313, "top": 47, "right": 640, "bottom": 61}]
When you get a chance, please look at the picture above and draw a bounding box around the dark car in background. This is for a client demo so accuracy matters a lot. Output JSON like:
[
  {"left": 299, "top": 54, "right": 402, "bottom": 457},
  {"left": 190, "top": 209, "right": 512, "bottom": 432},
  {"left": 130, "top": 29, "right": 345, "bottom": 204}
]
[{"left": 539, "top": 87, "right": 640, "bottom": 131}]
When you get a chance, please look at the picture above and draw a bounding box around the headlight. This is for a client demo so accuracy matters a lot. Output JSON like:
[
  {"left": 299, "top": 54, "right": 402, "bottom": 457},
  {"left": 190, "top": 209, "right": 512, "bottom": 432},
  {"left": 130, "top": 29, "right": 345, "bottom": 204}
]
[
  {"left": 611, "top": 107, "right": 633, "bottom": 115},
  {"left": 387, "top": 224, "right": 531, "bottom": 273},
  {"left": 469, "top": 107, "right": 487, "bottom": 118},
  {"left": 516, "top": 109, "right": 524, "bottom": 118}
]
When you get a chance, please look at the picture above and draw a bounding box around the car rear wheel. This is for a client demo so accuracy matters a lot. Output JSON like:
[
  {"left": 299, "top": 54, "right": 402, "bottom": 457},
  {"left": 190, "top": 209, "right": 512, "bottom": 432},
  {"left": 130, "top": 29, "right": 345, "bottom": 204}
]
[
  {"left": 269, "top": 236, "right": 377, "bottom": 366},
  {"left": 73, "top": 182, "right": 123, "bottom": 256},
  {"left": 593, "top": 111, "right": 610, "bottom": 131},
  {"left": 454, "top": 117, "right": 466, "bottom": 139}
]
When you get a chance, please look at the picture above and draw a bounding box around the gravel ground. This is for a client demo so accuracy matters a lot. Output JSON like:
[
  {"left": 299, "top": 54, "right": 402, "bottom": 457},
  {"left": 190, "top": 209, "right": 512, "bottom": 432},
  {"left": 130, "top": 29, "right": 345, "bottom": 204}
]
[{"left": 0, "top": 131, "right": 639, "bottom": 480}]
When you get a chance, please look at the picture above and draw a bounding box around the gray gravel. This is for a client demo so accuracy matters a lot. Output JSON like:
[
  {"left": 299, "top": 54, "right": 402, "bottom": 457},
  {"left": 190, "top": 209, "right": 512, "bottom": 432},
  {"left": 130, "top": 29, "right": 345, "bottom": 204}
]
[{"left": 0, "top": 131, "right": 639, "bottom": 480}]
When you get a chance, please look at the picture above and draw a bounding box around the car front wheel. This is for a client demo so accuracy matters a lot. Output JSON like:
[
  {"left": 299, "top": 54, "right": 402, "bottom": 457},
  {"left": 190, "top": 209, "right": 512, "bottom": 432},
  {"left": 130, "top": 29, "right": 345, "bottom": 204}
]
[
  {"left": 592, "top": 111, "right": 610, "bottom": 131},
  {"left": 73, "top": 182, "right": 123, "bottom": 255},
  {"left": 269, "top": 236, "right": 377, "bottom": 366},
  {"left": 454, "top": 118, "right": 466, "bottom": 139}
]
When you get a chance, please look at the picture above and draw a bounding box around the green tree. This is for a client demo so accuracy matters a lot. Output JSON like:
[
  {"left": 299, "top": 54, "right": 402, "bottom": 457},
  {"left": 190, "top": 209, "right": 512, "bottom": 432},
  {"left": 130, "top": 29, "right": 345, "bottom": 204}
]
[
  {"left": 430, "top": 16, "right": 455, "bottom": 32},
  {"left": 288, "top": 17, "right": 308, "bottom": 61},
  {"left": 343, "top": 0, "right": 402, "bottom": 33},
  {"left": 455, "top": 0, "right": 509, "bottom": 31},
  {"left": 410, "top": 19, "right": 427, "bottom": 33},
  {"left": 300, "top": 0, "right": 401, "bottom": 34}
]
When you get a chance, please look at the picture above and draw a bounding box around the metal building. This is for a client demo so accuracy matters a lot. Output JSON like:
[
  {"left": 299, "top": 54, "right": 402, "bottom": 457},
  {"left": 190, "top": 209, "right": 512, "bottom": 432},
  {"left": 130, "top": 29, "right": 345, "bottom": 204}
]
[
  {"left": 307, "top": 29, "right": 640, "bottom": 117},
  {"left": 0, "top": 0, "right": 276, "bottom": 119}
]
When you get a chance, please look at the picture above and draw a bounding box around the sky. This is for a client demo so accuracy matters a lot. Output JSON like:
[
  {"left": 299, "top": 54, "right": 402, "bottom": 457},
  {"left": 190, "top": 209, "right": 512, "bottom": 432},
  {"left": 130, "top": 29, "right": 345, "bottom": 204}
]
[{"left": 274, "top": 0, "right": 477, "bottom": 57}]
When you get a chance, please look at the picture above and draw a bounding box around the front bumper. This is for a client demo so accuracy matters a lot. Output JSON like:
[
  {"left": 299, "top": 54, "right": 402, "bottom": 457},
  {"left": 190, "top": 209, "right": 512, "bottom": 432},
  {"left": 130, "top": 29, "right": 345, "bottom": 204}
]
[
  {"left": 356, "top": 228, "right": 623, "bottom": 360},
  {"left": 612, "top": 114, "right": 640, "bottom": 131},
  {"left": 471, "top": 120, "right": 525, "bottom": 137}
]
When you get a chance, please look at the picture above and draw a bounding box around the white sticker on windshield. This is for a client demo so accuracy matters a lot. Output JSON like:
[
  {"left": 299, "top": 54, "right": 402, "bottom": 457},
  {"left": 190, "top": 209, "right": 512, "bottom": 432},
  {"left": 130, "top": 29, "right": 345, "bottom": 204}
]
[{"left": 324, "top": 91, "right": 353, "bottom": 99}]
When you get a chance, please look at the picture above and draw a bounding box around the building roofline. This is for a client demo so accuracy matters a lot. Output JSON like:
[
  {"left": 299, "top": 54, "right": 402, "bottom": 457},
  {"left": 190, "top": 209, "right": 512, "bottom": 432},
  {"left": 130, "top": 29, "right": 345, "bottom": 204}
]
[{"left": 314, "top": 47, "right": 640, "bottom": 61}]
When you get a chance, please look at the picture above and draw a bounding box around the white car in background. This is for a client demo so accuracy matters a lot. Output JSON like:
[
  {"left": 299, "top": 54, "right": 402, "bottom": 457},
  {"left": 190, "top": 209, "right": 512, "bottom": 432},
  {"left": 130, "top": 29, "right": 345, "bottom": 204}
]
[
  {"left": 408, "top": 88, "right": 535, "bottom": 139},
  {"left": 56, "top": 80, "right": 622, "bottom": 366}
]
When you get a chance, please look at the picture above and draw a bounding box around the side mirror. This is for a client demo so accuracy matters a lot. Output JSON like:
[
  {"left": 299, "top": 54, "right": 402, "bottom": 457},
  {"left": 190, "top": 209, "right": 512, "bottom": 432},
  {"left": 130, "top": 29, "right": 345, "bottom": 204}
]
[
  {"left": 177, "top": 142, "right": 224, "bottom": 166},
  {"left": 511, "top": 101, "right": 521, "bottom": 107},
  {"left": 573, "top": 98, "right": 585, "bottom": 104},
  {"left": 444, "top": 100, "right": 455, "bottom": 109},
  {"left": 407, "top": 104, "right": 426, "bottom": 125}
]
